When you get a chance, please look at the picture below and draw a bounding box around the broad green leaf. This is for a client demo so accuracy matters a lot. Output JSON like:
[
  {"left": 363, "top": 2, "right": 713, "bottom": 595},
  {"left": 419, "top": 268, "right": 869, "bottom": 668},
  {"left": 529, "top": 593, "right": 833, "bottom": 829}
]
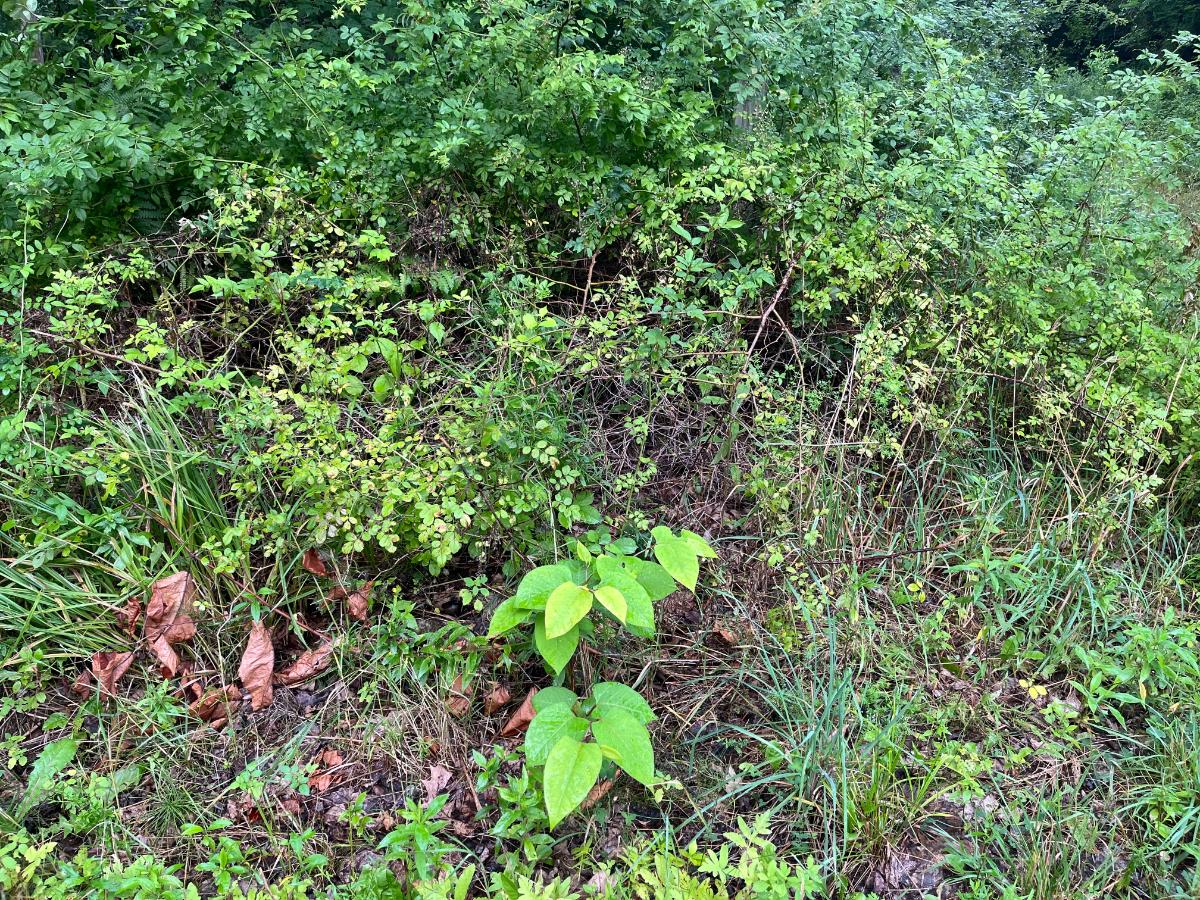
[
  {"left": 681, "top": 529, "right": 717, "bottom": 559},
  {"left": 652, "top": 529, "right": 699, "bottom": 592},
  {"left": 623, "top": 557, "right": 677, "bottom": 603},
  {"left": 593, "top": 585, "right": 627, "bottom": 623},
  {"left": 623, "top": 589, "right": 655, "bottom": 634},
  {"left": 543, "top": 736, "right": 603, "bottom": 829},
  {"left": 487, "top": 596, "right": 532, "bottom": 637},
  {"left": 534, "top": 615, "right": 579, "bottom": 674},
  {"left": 532, "top": 686, "right": 578, "bottom": 713},
  {"left": 18, "top": 737, "right": 78, "bottom": 818},
  {"left": 592, "top": 708, "right": 655, "bottom": 786},
  {"left": 591, "top": 682, "right": 656, "bottom": 724},
  {"left": 516, "top": 564, "right": 572, "bottom": 604},
  {"left": 525, "top": 705, "right": 589, "bottom": 766},
  {"left": 545, "top": 582, "right": 593, "bottom": 638}
]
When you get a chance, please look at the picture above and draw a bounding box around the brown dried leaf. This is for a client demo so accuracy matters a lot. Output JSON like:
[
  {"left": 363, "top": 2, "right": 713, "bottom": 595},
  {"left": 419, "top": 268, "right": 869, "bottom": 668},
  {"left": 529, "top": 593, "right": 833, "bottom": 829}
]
[
  {"left": 144, "top": 571, "right": 197, "bottom": 677},
  {"left": 91, "top": 651, "right": 135, "bottom": 699},
  {"left": 238, "top": 621, "right": 275, "bottom": 710},
  {"left": 274, "top": 641, "right": 337, "bottom": 687},
  {"left": 308, "top": 749, "right": 344, "bottom": 794},
  {"left": 580, "top": 778, "right": 615, "bottom": 811},
  {"left": 178, "top": 662, "right": 204, "bottom": 703},
  {"left": 446, "top": 673, "right": 471, "bottom": 718},
  {"left": 228, "top": 792, "right": 262, "bottom": 823},
  {"left": 330, "top": 581, "right": 373, "bottom": 622},
  {"left": 713, "top": 622, "right": 739, "bottom": 646},
  {"left": 279, "top": 794, "right": 302, "bottom": 815},
  {"left": 69, "top": 668, "right": 93, "bottom": 699},
  {"left": 500, "top": 689, "right": 537, "bottom": 737},
  {"left": 302, "top": 548, "right": 329, "bottom": 577},
  {"left": 421, "top": 764, "right": 453, "bottom": 807},
  {"left": 189, "top": 684, "right": 242, "bottom": 726},
  {"left": 484, "top": 683, "right": 512, "bottom": 715},
  {"left": 115, "top": 596, "right": 142, "bottom": 635}
]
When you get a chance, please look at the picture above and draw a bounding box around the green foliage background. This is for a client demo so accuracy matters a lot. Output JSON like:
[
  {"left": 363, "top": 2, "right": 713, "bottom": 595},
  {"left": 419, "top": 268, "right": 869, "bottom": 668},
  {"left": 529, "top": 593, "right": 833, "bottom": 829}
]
[{"left": 3, "top": 0, "right": 1200, "bottom": 896}]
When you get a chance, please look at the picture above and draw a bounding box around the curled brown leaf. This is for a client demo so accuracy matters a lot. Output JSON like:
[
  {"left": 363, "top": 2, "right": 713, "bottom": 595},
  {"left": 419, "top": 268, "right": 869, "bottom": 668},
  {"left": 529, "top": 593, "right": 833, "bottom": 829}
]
[
  {"left": 302, "top": 548, "right": 329, "bottom": 577},
  {"left": 115, "top": 596, "right": 142, "bottom": 635},
  {"left": 144, "top": 571, "right": 197, "bottom": 677},
  {"left": 484, "top": 683, "right": 512, "bottom": 715},
  {"left": 307, "top": 748, "right": 344, "bottom": 794},
  {"left": 421, "top": 764, "right": 453, "bottom": 807},
  {"left": 91, "top": 651, "right": 135, "bottom": 699},
  {"left": 238, "top": 621, "right": 275, "bottom": 710},
  {"left": 69, "top": 668, "right": 93, "bottom": 700},
  {"left": 500, "top": 689, "right": 537, "bottom": 737},
  {"left": 274, "top": 641, "right": 337, "bottom": 687},
  {"left": 189, "top": 684, "right": 242, "bottom": 728},
  {"left": 446, "top": 673, "right": 471, "bottom": 718},
  {"left": 330, "top": 581, "right": 373, "bottom": 622}
]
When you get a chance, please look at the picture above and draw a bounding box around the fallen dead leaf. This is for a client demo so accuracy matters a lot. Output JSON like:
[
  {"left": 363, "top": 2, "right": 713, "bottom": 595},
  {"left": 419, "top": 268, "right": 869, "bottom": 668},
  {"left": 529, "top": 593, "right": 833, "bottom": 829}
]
[
  {"left": 279, "top": 795, "right": 302, "bottom": 815},
  {"left": 330, "top": 581, "right": 373, "bottom": 622},
  {"left": 115, "top": 596, "right": 142, "bottom": 635},
  {"left": 484, "top": 683, "right": 512, "bottom": 714},
  {"left": 308, "top": 749, "right": 345, "bottom": 794},
  {"left": 446, "top": 673, "right": 472, "bottom": 718},
  {"left": 713, "top": 622, "right": 739, "bottom": 645},
  {"left": 189, "top": 684, "right": 242, "bottom": 727},
  {"left": 238, "top": 621, "right": 275, "bottom": 710},
  {"left": 587, "top": 872, "right": 617, "bottom": 895},
  {"left": 144, "top": 571, "right": 197, "bottom": 677},
  {"left": 274, "top": 641, "right": 337, "bottom": 686},
  {"left": 228, "top": 792, "right": 262, "bottom": 823},
  {"left": 581, "top": 777, "right": 615, "bottom": 811},
  {"left": 91, "top": 651, "right": 135, "bottom": 699},
  {"left": 69, "top": 668, "right": 93, "bottom": 699},
  {"left": 178, "top": 662, "right": 204, "bottom": 703},
  {"left": 421, "top": 764, "right": 453, "bottom": 807},
  {"left": 302, "top": 548, "right": 329, "bottom": 577},
  {"left": 500, "top": 689, "right": 537, "bottom": 736}
]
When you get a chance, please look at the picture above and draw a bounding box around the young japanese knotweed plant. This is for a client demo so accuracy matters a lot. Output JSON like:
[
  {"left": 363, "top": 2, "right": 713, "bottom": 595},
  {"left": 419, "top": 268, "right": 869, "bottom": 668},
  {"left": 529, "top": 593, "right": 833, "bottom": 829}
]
[{"left": 487, "top": 526, "right": 716, "bottom": 827}]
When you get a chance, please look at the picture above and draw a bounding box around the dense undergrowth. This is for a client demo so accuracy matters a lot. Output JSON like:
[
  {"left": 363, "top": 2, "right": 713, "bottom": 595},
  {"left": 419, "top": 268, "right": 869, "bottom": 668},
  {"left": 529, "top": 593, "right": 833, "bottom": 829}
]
[{"left": 2, "top": 1, "right": 1200, "bottom": 897}]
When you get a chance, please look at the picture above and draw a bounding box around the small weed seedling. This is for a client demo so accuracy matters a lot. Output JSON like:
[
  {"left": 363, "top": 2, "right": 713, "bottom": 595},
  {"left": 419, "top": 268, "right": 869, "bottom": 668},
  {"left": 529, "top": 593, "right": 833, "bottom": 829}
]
[{"left": 488, "top": 526, "right": 716, "bottom": 827}]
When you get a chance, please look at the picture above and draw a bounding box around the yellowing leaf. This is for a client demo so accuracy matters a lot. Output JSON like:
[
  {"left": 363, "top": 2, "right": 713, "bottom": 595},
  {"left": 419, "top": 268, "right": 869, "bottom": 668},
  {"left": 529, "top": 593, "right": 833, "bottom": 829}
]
[
  {"left": 593, "top": 585, "right": 628, "bottom": 623},
  {"left": 544, "top": 582, "right": 592, "bottom": 639}
]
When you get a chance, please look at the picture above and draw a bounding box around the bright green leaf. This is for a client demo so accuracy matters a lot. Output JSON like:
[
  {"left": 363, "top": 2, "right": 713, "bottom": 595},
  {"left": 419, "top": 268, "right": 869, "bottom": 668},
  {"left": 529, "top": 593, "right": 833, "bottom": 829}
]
[
  {"left": 653, "top": 531, "right": 699, "bottom": 592},
  {"left": 515, "top": 564, "right": 572, "bottom": 605},
  {"left": 18, "top": 737, "right": 78, "bottom": 818},
  {"left": 681, "top": 529, "right": 717, "bottom": 559},
  {"left": 525, "top": 705, "right": 589, "bottom": 766},
  {"left": 591, "top": 682, "right": 656, "bottom": 724},
  {"left": 532, "top": 686, "right": 578, "bottom": 713},
  {"left": 487, "top": 596, "right": 532, "bottom": 637},
  {"left": 592, "top": 708, "right": 655, "bottom": 786},
  {"left": 593, "top": 584, "right": 628, "bottom": 622},
  {"left": 545, "top": 582, "right": 593, "bottom": 638},
  {"left": 534, "top": 615, "right": 579, "bottom": 674},
  {"left": 543, "top": 736, "right": 603, "bottom": 829}
]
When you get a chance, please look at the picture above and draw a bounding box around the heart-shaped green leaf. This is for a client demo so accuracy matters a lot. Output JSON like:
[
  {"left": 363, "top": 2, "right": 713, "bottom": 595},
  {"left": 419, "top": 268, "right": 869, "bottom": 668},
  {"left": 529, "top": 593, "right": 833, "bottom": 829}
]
[
  {"left": 592, "top": 708, "right": 654, "bottom": 786},
  {"left": 525, "top": 705, "right": 589, "bottom": 766},
  {"left": 487, "top": 596, "right": 533, "bottom": 637},
  {"left": 593, "top": 584, "right": 627, "bottom": 622},
  {"left": 623, "top": 558, "right": 677, "bottom": 603},
  {"left": 543, "top": 736, "right": 603, "bottom": 829},
  {"left": 591, "top": 681, "right": 656, "bottom": 724},
  {"left": 532, "top": 686, "right": 578, "bottom": 713},
  {"left": 545, "top": 582, "right": 593, "bottom": 638},
  {"left": 516, "top": 564, "right": 573, "bottom": 604},
  {"left": 534, "top": 615, "right": 580, "bottom": 674},
  {"left": 652, "top": 527, "right": 699, "bottom": 592}
]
